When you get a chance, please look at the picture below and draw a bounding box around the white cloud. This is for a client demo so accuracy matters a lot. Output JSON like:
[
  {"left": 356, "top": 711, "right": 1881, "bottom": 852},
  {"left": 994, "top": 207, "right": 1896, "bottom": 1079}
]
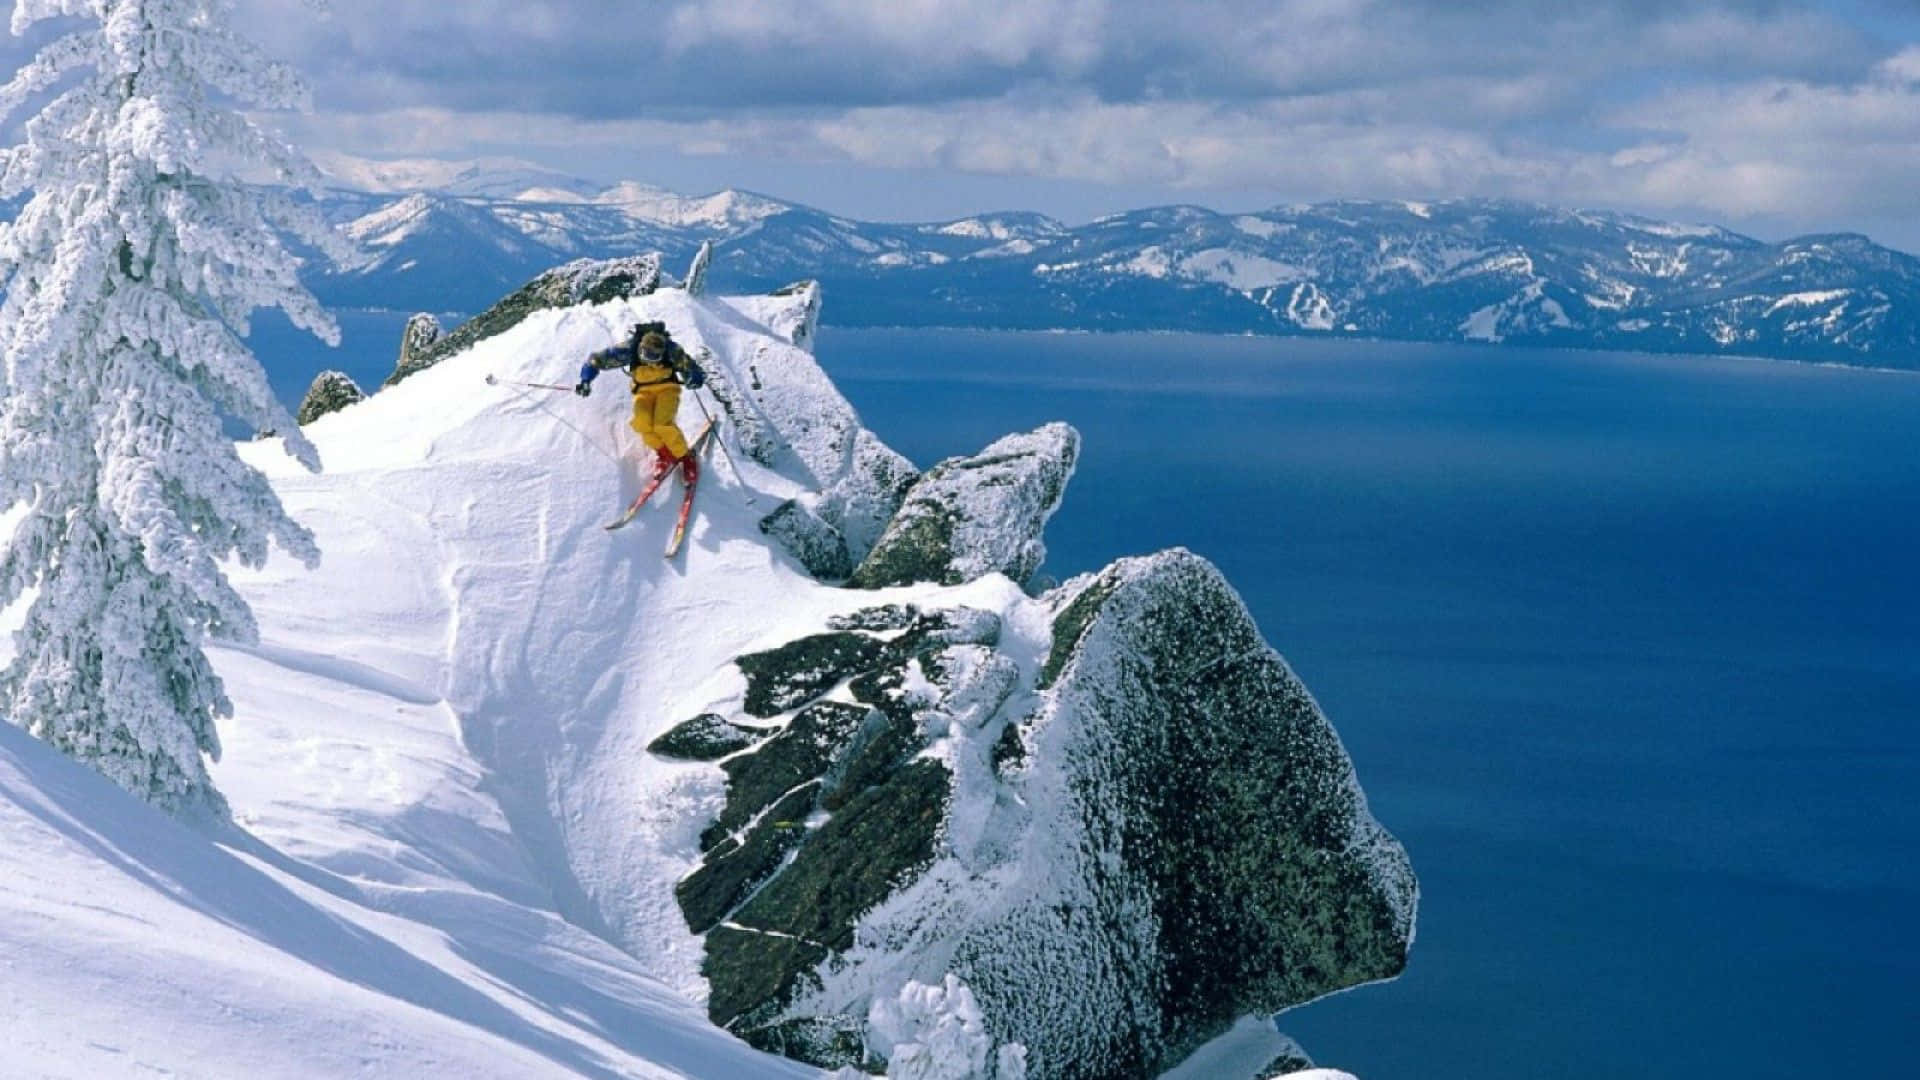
[
  {"left": 268, "top": 56, "right": 1920, "bottom": 237},
  {"left": 1598, "top": 76, "right": 1920, "bottom": 218},
  {"left": 185, "top": 2, "right": 1920, "bottom": 241},
  {"left": 663, "top": 0, "right": 1109, "bottom": 71},
  {"left": 1877, "top": 45, "right": 1920, "bottom": 85}
]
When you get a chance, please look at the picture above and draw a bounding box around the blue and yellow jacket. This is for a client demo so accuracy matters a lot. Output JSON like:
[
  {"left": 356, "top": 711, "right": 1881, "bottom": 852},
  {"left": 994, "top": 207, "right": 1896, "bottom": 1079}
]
[{"left": 579, "top": 337, "right": 703, "bottom": 393}]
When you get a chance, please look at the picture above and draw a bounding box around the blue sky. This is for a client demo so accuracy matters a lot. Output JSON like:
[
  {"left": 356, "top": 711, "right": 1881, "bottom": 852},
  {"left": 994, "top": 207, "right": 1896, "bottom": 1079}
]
[{"left": 9, "top": 1, "right": 1920, "bottom": 248}]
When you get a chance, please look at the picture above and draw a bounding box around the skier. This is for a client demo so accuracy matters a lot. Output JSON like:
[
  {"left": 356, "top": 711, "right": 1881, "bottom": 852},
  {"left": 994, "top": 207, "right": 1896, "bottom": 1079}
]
[{"left": 575, "top": 323, "right": 707, "bottom": 485}]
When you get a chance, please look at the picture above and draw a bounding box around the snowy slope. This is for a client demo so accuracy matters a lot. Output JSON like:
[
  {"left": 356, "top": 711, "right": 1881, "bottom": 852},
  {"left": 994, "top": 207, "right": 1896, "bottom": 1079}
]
[
  {"left": 0, "top": 704, "right": 817, "bottom": 1079},
  {"left": 3, "top": 281, "right": 1393, "bottom": 1079},
  {"left": 225, "top": 290, "right": 880, "bottom": 989},
  {"left": 0, "top": 290, "right": 853, "bottom": 1078}
]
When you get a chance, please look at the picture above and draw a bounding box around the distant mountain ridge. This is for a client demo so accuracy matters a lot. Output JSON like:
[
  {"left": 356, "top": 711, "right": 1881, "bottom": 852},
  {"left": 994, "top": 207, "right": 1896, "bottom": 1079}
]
[{"left": 300, "top": 158, "right": 1920, "bottom": 369}]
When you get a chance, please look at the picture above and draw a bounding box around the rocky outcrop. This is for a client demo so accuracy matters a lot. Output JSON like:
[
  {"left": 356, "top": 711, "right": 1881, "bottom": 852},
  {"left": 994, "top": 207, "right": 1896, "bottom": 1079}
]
[
  {"left": 758, "top": 501, "right": 858, "bottom": 580},
  {"left": 849, "top": 423, "right": 1079, "bottom": 590},
  {"left": 294, "top": 370, "right": 366, "bottom": 425},
  {"left": 385, "top": 254, "right": 664, "bottom": 386},
  {"left": 685, "top": 240, "right": 714, "bottom": 298},
  {"left": 396, "top": 312, "right": 443, "bottom": 376},
  {"left": 756, "top": 429, "right": 918, "bottom": 580},
  {"left": 766, "top": 279, "right": 822, "bottom": 351},
  {"left": 658, "top": 606, "right": 1003, "bottom": 1062},
  {"left": 1257, "top": 1050, "right": 1318, "bottom": 1080},
  {"left": 703, "top": 284, "right": 915, "bottom": 578},
  {"left": 965, "top": 552, "right": 1413, "bottom": 1078},
  {"left": 646, "top": 713, "right": 773, "bottom": 762},
  {"left": 674, "top": 556, "right": 1415, "bottom": 1078}
]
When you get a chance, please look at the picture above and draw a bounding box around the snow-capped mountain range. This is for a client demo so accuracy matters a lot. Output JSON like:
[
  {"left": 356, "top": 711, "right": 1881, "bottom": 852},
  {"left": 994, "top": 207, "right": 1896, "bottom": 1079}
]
[{"left": 301, "top": 156, "right": 1920, "bottom": 369}]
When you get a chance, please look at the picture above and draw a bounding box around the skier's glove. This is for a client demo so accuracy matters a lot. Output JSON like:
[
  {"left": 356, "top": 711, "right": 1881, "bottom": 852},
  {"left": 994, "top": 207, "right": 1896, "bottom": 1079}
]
[
  {"left": 574, "top": 381, "right": 592, "bottom": 397},
  {"left": 682, "top": 366, "right": 706, "bottom": 389}
]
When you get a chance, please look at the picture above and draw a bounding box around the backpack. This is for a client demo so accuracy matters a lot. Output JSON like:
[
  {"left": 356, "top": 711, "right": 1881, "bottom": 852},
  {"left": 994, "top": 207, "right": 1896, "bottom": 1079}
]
[
  {"left": 628, "top": 320, "right": 669, "bottom": 354},
  {"left": 625, "top": 321, "right": 705, "bottom": 388}
]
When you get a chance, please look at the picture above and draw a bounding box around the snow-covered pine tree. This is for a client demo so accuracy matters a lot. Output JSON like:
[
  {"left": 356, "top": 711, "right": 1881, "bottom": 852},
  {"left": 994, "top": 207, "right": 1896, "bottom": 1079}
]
[{"left": 0, "top": 0, "right": 342, "bottom": 816}]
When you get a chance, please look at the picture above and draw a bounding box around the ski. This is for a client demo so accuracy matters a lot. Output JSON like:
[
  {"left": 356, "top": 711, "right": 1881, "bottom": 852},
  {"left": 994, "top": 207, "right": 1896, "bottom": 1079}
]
[
  {"left": 603, "top": 418, "right": 715, "bottom": 531},
  {"left": 664, "top": 424, "right": 717, "bottom": 558}
]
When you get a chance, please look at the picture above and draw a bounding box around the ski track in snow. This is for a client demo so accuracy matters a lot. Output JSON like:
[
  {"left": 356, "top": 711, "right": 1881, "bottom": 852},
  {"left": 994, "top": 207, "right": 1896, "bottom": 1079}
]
[{"left": 211, "top": 639, "right": 442, "bottom": 705}]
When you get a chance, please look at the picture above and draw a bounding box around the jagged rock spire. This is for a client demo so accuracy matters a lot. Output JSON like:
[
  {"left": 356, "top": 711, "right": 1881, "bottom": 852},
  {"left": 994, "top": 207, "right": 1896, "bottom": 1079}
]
[
  {"left": 685, "top": 240, "right": 714, "bottom": 297},
  {"left": 849, "top": 423, "right": 1079, "bottom": 590},
  {"left": 296, "top": 371, "right": 366, "bottom": 426}
]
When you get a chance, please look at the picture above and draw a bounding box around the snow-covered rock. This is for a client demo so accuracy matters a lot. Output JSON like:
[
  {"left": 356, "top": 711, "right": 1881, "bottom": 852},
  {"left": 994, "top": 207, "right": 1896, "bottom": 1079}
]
[
  {"left": 762, "top": 279, "right": 825, "bottom": 351},
  {"left": 397, "top": 311, "right": 444, "bottom": 375},
  {"left": 685, "top": 240, "right": 715, "bottom": 298},
  {"left": 1158, "top": 1015, "right": 1314, "bottom": 1080},
  {"left": 867, "top": 975, "right": 1029, "bottom": 1079},
  {"left": 295, "top": 370, "right": 366, "bottom": 426},
  {"left": 849, "top": 423, "right": 1079, "bottom": 590},
  {"left": 996, "top": 552, "right": 1413, "bottom": 1074},
  {"left": 385, "top": 254, "right": 665, "bottom": 386},
  {"left": 714, "top": 282, "right": 917, "bottom": 576},
  {"left": 673, "top": 551, "right": 1414, "bottom": 1077}
]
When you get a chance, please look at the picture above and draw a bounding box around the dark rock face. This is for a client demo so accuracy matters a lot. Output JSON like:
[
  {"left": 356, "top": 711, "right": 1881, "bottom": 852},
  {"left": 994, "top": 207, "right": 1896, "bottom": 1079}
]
[
  {"left": 849, "top": 422, "right": 1079, "bottom": 590},
  {"left": 976, "top": 552, "right": 1416, "bottom": 1078},
  {"left": 294, "top": 370, "right": 366, "bottom": 426},
  {"left": 673, "top": 604, "right": 1008, "bottom": 1068},
  {"left": 732, "top": 757, "right": 949, "bottom": 955},
  {"left": 384, "top": 254, "right": 663, "bottom": 386},
  {"left": 758, "top": 500, "right": 854, "bottom": 581},
  {"left": 684, "top": 555, "right": 1414, "bottom": 1080},
  {"left": 397, "top": 312, "right": 442, "bottom": 378},
  {"left": 825, "top": 604, "right": 920, "bottom": 632},
  {"left": 704, "top": 924, "right": 832, "bottom": 1032},
  {"left": 702, "top": 702, "right": 871, "bottom": 851},
  {"left": 735, "top": 633, "right": 890, "bottom": 718},
  {"left": 646, "top": 713, "right": 773, "bottom": 761},
  {"left": 702, "top": 756, "right": 950, "bottom": 1061},
  {"left": 677, "top": 781, "right": 820, "bottom": 934},
  {"left": 1258, "top": 1051, "right": 1315, "bottom": 1079}
]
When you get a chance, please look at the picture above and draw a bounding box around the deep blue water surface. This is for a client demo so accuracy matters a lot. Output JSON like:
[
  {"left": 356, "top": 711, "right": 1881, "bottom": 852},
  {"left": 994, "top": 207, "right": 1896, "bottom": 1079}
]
[
  {"left": 251, "top": 307, "right": 455, "bottom": 407},
  {"left": 810, "top": 329, "right": 1920, "bottom": 1080},
  {"left": 258, "top": 316, "right": 1920, "bottom": 1078}
]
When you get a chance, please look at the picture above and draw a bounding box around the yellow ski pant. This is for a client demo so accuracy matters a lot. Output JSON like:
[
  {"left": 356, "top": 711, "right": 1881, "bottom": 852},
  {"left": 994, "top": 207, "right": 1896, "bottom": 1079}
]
[{"left": 630, "top": 383, "right": 688, "bottom": 458}]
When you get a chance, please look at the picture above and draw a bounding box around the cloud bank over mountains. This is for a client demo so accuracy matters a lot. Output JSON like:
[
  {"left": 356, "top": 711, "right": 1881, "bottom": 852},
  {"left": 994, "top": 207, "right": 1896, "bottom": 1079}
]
[{"left": 8, "top": 1, "right": 1917, "bottom": 240}]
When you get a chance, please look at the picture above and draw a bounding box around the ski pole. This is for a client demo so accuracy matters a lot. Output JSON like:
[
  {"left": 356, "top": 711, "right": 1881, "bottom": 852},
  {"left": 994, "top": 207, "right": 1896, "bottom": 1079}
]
[
  {"left": 484, "top": 374, "right": 577, "bottom": 393},
  {"left": 693, "top": 390, "right": 756, "bottom": 507}
]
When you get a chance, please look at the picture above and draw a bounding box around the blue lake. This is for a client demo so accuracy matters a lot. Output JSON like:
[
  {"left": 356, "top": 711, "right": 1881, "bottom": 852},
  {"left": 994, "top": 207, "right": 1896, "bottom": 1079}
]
[
  {"left": 259, "top": 314, "right": 1920, "bottom": 1079},
  {"left": 815, "top": 329, "right": 1920, "bottom": 1080}
]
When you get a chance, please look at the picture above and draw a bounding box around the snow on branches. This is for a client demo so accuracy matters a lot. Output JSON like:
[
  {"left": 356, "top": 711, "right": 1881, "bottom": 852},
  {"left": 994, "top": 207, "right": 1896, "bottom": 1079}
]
[{"left": 0, "top": 0, "right": 337, "bottom": 815}]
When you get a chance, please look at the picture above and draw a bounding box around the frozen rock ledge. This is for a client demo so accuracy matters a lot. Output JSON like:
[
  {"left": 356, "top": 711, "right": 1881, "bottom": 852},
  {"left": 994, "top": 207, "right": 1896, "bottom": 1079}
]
[
  {"left": 848, "top": 422, "right": 1079, "bottom": 590},
  {"left": 674, "top": 551, "right": 1415, "bottom": 1078}
]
